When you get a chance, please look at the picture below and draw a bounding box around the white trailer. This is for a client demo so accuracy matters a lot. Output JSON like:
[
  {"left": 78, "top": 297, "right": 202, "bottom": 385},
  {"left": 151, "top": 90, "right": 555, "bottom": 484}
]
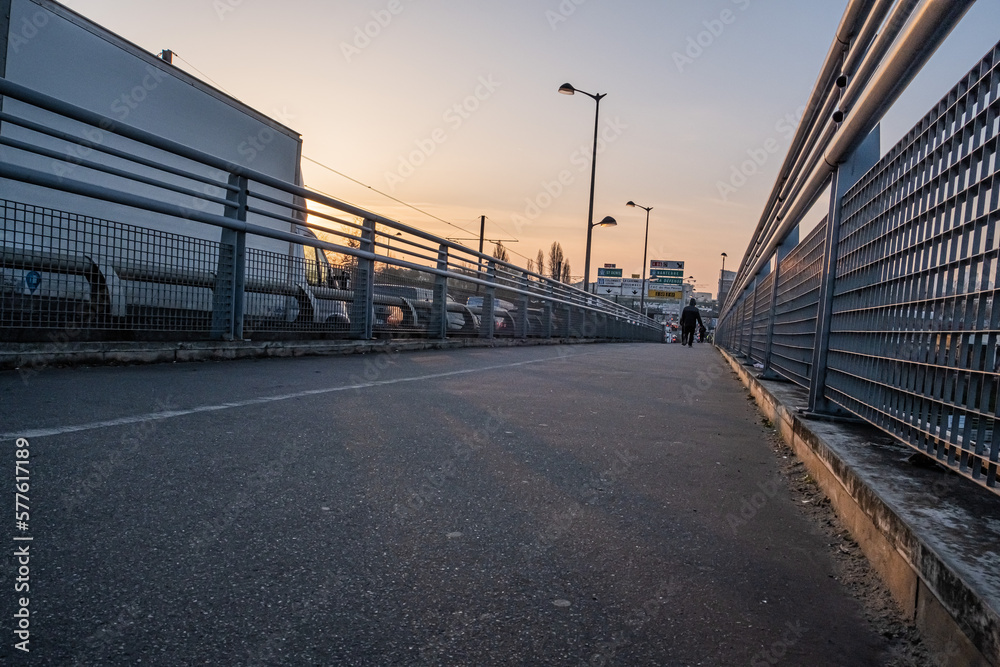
[{"left": 0, "top": 0, "right": 348, "bottom": 336}]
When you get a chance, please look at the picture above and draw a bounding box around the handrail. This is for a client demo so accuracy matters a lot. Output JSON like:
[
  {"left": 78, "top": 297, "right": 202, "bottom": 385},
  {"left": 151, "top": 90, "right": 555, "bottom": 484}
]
[
  {"left": 0, "top": 77, "right": 660, "bottom": 333},
  {"left": 0, "top": 75, "right": 638, "bottom": 315},
  {"left": 723, "top": 0, "right": 974, "bottom": 314}
]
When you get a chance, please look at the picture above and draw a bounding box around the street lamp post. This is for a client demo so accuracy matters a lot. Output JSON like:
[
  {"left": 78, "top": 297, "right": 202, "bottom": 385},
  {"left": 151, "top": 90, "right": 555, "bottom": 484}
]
[
  {"left": 626, "top": 201, "right": 652, "bottom": 316},
  {"left": 387, "top": 231, "right": 402, "bottom": 256},
  {"left": 588, "top": 216, "right": 617, "bottom": 291},
  {"left": 559, "top": 82, "right": 607, "bottom": 294}
]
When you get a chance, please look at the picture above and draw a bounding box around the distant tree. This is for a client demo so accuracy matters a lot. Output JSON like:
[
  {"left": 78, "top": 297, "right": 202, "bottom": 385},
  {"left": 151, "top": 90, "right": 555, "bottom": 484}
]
[
  {"left": 535, "top": 249, "right": 545, "bottom": 277},
  {"left": 561, "top": 260, "right": 571, "bottom": 284},
  {"left": 526, "top": 258, "right": 536, "bottom": 273},
  {"left": 492, "top": 241, "right": 510, "bottom": 263},
  {"left": 548, "top": 242, "right": 565, "bottom": 281}
]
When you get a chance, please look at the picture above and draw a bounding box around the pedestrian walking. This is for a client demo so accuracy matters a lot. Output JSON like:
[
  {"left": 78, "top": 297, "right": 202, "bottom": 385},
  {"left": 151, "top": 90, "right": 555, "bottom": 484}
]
[{"left": 680, "top": 298, "right": 703, "bottom": 347}]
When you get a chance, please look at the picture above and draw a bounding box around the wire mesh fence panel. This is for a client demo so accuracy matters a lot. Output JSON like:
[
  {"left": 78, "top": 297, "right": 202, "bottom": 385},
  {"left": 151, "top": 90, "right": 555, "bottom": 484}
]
[
  {"left": 370, "top": 267, "right": 437, "bottom": 338},
  {"left": 242, "top": 247, "right": 351, "bottom": 339},
  {"left": 750, "top": 272, "right": 774, "bottom": 364},
  {"left": 1, "top": 199, "right": 220, "bottom": 340},
  {"left": 825, "top": 42, "right": 1000, "bottom": 492},
  {"left": 769, "top": 219, "right": 827, "bottom": 387}
]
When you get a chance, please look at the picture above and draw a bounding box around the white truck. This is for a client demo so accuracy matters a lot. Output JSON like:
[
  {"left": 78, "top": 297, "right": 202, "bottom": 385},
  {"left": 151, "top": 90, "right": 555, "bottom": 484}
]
[{"left": 0, "top": 0, "right": 348, "bottom": 337}]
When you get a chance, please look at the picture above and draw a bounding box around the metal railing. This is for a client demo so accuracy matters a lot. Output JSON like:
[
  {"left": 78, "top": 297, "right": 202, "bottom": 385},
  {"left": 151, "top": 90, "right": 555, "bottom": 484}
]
[
  {"left": 718, "top": 3, "right": 1000, "bottom": 495},
  {"left": 0, "top": 78, "right": 662, "bottom": 345}
]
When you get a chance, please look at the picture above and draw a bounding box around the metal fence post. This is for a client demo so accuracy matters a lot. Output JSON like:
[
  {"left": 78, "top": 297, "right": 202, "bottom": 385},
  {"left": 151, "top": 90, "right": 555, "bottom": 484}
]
[
  {"left": 211, "top": 174, "right": 247, "bottom": 340},
  {"left": 543, "top": 283, "right": 553, "bottom": 339},
  {"left": 479, "top": 261, "right": 496, "bottom": 339},
  {"left": 760, "top": 230, "right": 797, "bottom": 380},
  {"left": 734, "top": 291, "right": 747, "bottom": 357},
  {"left": 350, "top": 218, "right": 375, "bottom": 340},
  {"left": 743, "top": 276, "right": 760, "bottom": 364},
  {"left": 431, "top": 244, "right": 449, "bottom": 340},
  {"left": 807, "top": 128, "right": 881, "bottom": 414},
  {"left": 517, "top": 272, "right": 529, "bottom": 339},
  {"left": 757, "top": 249, "right": 784, "bottom": 380}
]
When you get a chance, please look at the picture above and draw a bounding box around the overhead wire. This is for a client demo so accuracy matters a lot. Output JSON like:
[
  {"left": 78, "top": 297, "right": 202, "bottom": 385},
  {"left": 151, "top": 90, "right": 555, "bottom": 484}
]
[
  {"left": 162, "top": 52, "right": 547, "bottom": 268},
  {"left": 171, "top": 53, "right": 235, "bottom": 98}
]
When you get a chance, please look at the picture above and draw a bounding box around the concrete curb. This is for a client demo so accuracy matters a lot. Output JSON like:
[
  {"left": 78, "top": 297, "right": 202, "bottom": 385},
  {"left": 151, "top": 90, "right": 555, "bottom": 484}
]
[
  {"left": 0, "top": 336, "right": 615, "bottom": 372},
  {"left": 718, "top": 347, "right": 1000, "bottom": 667}
]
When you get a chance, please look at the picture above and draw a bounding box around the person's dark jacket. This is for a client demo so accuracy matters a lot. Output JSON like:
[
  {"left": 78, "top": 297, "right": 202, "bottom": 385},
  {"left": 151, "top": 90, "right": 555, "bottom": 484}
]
[{"left": 680, "top": 304, "right": 703, "bottom": 330}]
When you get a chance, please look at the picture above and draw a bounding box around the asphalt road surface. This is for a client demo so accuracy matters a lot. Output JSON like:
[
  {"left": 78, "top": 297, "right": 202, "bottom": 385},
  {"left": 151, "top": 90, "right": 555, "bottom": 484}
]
[{"left": 1, "top": 342, "right": 895, "bottom": 665}]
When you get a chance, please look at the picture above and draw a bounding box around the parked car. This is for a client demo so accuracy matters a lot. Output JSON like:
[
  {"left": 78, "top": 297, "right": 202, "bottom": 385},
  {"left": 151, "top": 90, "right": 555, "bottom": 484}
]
[
  {"left": 372, "top": 285, "right": 477, "bottom": 333},
  {"left": 465, "top": 295, "right": 516, "bottom": 332}
]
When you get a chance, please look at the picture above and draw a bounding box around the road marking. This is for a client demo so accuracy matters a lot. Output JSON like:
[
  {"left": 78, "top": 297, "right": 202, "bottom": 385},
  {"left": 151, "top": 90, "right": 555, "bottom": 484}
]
[{"left": 4, "top": 354, "right": 582, "bottom": 440}]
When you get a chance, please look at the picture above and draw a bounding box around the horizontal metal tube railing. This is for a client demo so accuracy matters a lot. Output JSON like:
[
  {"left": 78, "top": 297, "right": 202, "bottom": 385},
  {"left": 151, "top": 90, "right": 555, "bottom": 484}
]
[
  {"left": 0, "top": 77, "right": 660, "bottom": 344},
  {"left": 724, "top": 0, "right": 976, "bottom": 313}
]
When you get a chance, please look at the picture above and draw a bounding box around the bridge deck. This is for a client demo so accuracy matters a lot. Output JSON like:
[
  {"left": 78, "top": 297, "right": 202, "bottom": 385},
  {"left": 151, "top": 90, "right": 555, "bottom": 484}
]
[{"left": 2, "top": 343, "right": 899, "bottom": 664}]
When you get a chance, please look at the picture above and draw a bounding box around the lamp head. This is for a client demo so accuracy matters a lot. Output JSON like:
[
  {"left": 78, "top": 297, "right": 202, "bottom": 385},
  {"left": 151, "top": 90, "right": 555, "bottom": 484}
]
[
  {"left": 558, "top": 83, "right": 576, "bottom": 95},
  {"left": 721, "top": 252, "right": 727, "bottom": 257},
  {"left": 597, "top": 216, "right": 617, "bottom": 228},
  {"left": 626, "top": 201, "right": 635, "bottom": 208}
]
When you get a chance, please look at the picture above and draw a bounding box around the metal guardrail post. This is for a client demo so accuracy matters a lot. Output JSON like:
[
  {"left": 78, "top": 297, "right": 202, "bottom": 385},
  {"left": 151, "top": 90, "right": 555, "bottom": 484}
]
[
  {"left": 807, "top": 129, "right": 880, "bottom": 415},
  {"left": 517, "top": 272, "right": 529, "bottom": 339},
  {"left": 759, "top": 257, "right": 783, "bottom": 377},
  {"left": 543, "top": 284, "right": 553, "bottom": 339},
  {"left": 732, "top": 293, "right": 745, "bottom": 355},
  {"left": 350, "top": 218, "right": 375, "bottom": 340},
  {"left": 211, "top": 174, "right": 248, "bottom": 340},
  {"left": 431, "top": 244, "right": 449, "bottom": 340},
  {"left": 478, "top": 261, "right": 496, "bottom": 339},
  {"left": 806, "top": 170, "right": 849, "bottom": 415},
  {"left": 743, "top": 276, "right": 759, "bottom": 363},
  {"left": 759, "top": 227, "right": 798, "bottom": 380}
]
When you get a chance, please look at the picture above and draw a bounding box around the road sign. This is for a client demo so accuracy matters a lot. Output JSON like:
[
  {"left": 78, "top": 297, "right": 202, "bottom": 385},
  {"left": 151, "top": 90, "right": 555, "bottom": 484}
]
[
  {"left": 603, "top": 263, "right": 616, "bottom": 269},
  {"left": 648, "top": 289, "right": 683, "bottom": 299},
  {"left": 650, "top": 277, "right": 683, "bottom": 285},
  {"left": 24, "top": 271, "right": 41, "bottom": 292},
  {"left": 597, "top": 267, "right": 623, "bottom": 277},
  {"left": 597, "top": 277, "right": 622, "bottom": 286},
  {"left": 650, "top": 269, "right": 683, "bottom": 278},
  {"left": 650, "top": 260, "right": 684, "bottom": 270}
]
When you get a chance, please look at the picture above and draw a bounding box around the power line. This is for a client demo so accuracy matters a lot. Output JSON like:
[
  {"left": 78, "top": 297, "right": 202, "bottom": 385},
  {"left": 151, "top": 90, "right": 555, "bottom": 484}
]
[
  {"left": 171, "top": 53, "right": 235, "bottom": 97},
  {"left": 483, "top": 215, "right": 520, "bottom": 244},
  {"left": 303, "top": 156, "right": 480, "bottom": 242},
  {"left": 158, "top": 53, "right": 537, "bottom": 266}
]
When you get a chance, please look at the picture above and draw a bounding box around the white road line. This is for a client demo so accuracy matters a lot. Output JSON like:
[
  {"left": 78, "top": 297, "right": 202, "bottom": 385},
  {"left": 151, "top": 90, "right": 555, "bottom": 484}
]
[{"left": 4, "top": 354, "right": 580, "bottom": 440}]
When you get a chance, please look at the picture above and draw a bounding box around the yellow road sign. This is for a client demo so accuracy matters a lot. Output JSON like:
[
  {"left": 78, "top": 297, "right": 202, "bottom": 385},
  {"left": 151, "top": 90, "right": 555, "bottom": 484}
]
[{"left": 648, "top": 289, "right": 683, "bottom": 299}]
